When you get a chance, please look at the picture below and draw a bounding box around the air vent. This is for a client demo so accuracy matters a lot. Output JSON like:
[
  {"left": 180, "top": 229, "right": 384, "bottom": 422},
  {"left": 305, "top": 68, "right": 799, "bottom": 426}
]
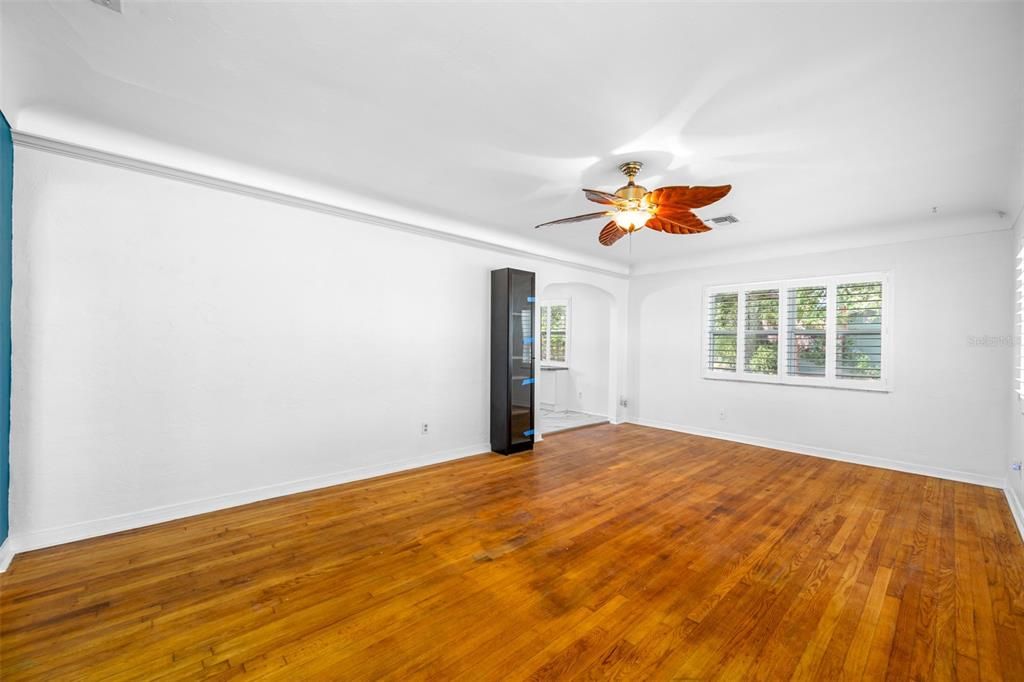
[{"left": 709, "top": 214, "right": 739, "bottom": 225}]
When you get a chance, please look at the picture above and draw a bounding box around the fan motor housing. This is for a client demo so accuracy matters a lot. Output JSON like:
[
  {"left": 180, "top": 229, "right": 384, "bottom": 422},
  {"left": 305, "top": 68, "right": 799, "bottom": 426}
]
[{"left": 614, "top": 184, "right": 647, "bottom": 201}]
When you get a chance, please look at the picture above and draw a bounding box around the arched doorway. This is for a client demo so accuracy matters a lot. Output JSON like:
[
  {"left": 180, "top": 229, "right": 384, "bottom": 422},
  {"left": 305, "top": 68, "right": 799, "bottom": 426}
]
[{"left": 537, "top": 282, "right": 614, "bottom": 434}]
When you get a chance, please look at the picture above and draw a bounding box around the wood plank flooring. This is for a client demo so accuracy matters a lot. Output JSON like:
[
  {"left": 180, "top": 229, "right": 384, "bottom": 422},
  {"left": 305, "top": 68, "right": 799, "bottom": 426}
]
[{"left": 3, "top": 424, "right": 1024, "bottom": 680}]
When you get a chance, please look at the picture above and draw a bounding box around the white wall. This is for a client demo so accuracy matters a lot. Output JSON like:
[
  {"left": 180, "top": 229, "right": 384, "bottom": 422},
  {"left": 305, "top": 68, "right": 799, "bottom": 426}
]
[
  {"left": 1010, "top": 212, "right": 1024, "bottom": 508},
  {"left": 538, "top": 282, "right": 612, "bottom": 417},
  {"left": 9, "top": 138, "right": 1018, "bottom": 554},
  {"left": 9, "top": 146, "right": 629, "bottom": 550},
  {"left": 1006, "top": 13, "right": 1024, "bottom": 507},
  {"left": 628, "top": 226, "right": 1012, "bottom": 485}
]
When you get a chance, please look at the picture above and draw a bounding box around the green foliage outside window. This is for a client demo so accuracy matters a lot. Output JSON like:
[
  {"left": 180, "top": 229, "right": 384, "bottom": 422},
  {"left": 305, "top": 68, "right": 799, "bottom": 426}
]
[
  {"left": 708, "top": 280, "right": 882, "bottom": 382},
  {"left": 836, "top": 282, "right": 882, "bottom": 379},
  {"left": 708, "top": 293, "right": 738, "bottom": 370},
  {"left": 745, "top": 290, "right": 778, "bottom": 374},
  {"left": 541, "top": 303, "right": 567, "bottom": 363},
  {"left": 788, "top": 287, "right": 826, "bottom": 375}
]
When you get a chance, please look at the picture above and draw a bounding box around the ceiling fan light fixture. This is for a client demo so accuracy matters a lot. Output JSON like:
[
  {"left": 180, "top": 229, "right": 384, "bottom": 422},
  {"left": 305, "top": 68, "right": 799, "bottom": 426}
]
[
  {"left": 533, "top": 160, "right": 731, "bottom": 245},
  {"left": 613, "top": 208, "right": 653, "bottom": 230}
]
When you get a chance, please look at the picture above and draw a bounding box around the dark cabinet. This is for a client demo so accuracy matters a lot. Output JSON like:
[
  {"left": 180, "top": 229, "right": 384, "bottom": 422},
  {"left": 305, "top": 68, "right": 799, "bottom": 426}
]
[{"left": 490, "top": 268, "right": 535, "bottom": 455}]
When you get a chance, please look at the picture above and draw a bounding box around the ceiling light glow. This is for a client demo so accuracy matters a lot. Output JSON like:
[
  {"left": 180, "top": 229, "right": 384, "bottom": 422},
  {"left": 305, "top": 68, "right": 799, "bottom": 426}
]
[{"left": 613, "top": 208, "right": 653, "bottom": 230}]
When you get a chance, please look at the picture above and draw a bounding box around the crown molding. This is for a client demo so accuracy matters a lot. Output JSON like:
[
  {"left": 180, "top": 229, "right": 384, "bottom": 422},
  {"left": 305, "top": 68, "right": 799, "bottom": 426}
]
[
  {"left": 629, "top": 210, "right": 1012, "bottom": 277},
  {"left": 11, "top": 131, "right": 630, "bottom": 279},
  {"left": 13, "top": 130, "right": 1013, "bottom": 283}
]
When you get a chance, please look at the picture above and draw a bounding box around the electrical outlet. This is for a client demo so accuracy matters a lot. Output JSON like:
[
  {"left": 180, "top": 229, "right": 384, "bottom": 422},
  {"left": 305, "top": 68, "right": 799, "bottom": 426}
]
[
  {"left": 421, "top": 423, "right": 429, "bottom": 435},
  {"left": 719, "top": 409, "right": 727, "bottom": 421},
  {"left": 578, "top": 391, "right": 583, "bottom": 400},
  {"left": 1012, "top": 461, "right": 1022, "bottom": 472},
  {"left": 619, "top": 398, "right": 629, "bottom": 408}
]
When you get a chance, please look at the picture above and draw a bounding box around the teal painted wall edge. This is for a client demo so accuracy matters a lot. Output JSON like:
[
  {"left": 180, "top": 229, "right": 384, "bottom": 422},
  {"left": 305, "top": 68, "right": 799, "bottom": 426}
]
[{"left": 0, "top": 112, "right": 11, "bottom": 544}]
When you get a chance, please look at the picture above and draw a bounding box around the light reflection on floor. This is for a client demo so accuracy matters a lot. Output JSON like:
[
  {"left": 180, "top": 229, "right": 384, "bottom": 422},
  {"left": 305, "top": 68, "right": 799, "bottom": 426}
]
[{"left": 539, "top": 408, "right": 607, "bottom": 435}]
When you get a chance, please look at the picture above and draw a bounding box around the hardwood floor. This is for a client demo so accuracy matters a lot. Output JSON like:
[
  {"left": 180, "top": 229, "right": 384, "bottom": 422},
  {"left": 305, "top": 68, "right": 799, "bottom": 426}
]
[{"left": 2, "top": 424, "right": 1024, "bottom": 680}]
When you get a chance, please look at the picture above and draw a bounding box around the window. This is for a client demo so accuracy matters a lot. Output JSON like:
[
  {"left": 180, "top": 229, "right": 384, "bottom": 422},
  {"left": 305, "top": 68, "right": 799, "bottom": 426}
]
[
  {"left": 703, "top": 273, "right": 890, "bottom": 390},
  {"left": 540, "top": 299, "right": 569, "bottom": 366},
  {"left": 744, "top": 289, "right": 779, "bottom": 374},
  {"left": 787, "top": 286, "right": 826, "bottom": 377},
  {"left": 835, "top": 281, "right": 883, "bottom": 380},
  {"left": 1017, "top": 241, "right": 1024, "bottom": 405},
  {"left": 707, "top": 293, "right": 738, "bottom": 371}
]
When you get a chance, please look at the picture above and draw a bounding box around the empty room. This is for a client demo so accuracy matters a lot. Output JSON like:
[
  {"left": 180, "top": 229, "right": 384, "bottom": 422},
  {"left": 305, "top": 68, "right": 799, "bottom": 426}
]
[{"left": 1, "top": 1, "right": 1023, "bottom": 679}]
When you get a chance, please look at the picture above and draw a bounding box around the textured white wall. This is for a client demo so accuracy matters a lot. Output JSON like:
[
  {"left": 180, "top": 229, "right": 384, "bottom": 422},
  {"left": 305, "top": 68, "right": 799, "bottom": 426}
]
[
  {"left": 8, "top": 147, "right": 629, "bottom": 549},
  {"left": 627, "top": 227, "right": 1012, "bottom": 484}
]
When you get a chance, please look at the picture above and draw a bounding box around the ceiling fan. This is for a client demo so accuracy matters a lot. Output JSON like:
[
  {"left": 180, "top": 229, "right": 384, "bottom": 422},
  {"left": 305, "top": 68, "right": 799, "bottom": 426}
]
[{"left": 535, "top": 161, "right": 731, "bottom": 246}]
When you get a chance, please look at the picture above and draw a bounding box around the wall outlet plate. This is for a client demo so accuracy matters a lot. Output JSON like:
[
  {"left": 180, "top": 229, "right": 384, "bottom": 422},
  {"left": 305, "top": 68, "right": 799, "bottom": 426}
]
[{"left": 421, "top": 423, "right": 429, "bottom": 435}]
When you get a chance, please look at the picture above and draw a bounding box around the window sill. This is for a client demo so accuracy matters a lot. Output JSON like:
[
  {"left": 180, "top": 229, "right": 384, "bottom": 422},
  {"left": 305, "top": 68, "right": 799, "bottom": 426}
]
[{"left": 702, "top": 372, "right": 891, "bottom": 393}]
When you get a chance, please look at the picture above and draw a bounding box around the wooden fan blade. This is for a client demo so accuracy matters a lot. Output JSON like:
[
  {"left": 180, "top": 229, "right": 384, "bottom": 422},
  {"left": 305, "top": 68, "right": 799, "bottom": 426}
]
[
  {"left": 582, "top": 189, "right": 628, "bottom": 206},
  {"left": 653, "top": 207, "right": 709, "bottom": 231},
  {"left": 645, "top": 185, "right": 731, "bottom": 209},
  {"left": 598, "top": 221, "right": 626, "bottom": 246},
  {"left": 646, "top": 215, "right": 711, "bottom": 235},
  {"left": 535, "top": 211, "right": 609, "bottom": 228}
]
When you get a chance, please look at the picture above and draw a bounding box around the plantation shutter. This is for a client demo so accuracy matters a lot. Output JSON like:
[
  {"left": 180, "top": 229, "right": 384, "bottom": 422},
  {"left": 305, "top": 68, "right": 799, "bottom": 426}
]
[
  {"left": 548, "top": 304, "right": 567, "bottom": 362},
  {"left": 744, "top": 289, "right": 779, "bottom": 374},
  {"left": 835, "top": 281, "right": 883, "bottom": 379},
  {"left": 539, "top": 305, "right": 549, "bottom": 363},
  {"left": 540, "top": 302, "right": 568, "bottom": 364},
  {"left": 707, "top": 292, "right": 738, "bottom": 371},
  {"left": 704, "top": 274, "right": 887, "bottom": 389},
  {"left": 1018, "top": 244, "right": 1024, "bottom": 392},
  {"left": 786, "top": 286, "right": 827, "bottom": 377}
]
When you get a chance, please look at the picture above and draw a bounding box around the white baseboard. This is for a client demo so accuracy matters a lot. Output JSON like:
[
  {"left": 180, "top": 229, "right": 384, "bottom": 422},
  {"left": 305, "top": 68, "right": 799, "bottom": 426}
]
[
  {"left": 629, "top": 418, "right": 1006, "bottom": 489},
  {"left": 7, "top": 442, "right": 491, "bottom": 557},
  {"left": 0, "top": 538, "right": 14, "bottom": 573},
  {"left": 1005, "top": 486, "right": 1024, "bottom": 542}
]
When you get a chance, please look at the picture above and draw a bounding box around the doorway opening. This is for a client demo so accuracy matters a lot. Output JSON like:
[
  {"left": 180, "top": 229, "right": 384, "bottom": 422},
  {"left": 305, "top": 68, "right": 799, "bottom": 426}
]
[{"left": 537, "top": 283, "right": 612, "bottom": 435}]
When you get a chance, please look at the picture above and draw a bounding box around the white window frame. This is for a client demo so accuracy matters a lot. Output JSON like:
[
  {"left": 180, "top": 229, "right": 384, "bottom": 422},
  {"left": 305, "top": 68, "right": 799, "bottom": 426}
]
[
  {"left": 701, "top": 272, "right": 892, "bottom": 392},
  {"left": 1016, "top": 240, "right": 1024, "bottom": 410},
  {"left": 539, "top": 298, "right": 571, "bottom": 368}
]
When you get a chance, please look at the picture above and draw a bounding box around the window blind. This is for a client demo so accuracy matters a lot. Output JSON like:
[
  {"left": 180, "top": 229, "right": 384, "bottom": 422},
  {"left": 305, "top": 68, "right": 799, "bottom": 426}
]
[
  {"left": 744, "top": 289, "right": 779, "bottom": 374},
  {"left": 786, "top": 286, "right": 826, "bottom": 377},
  {"left": 835, "top": 281, "right": 882, "bottom": 379},
  {"left": 539, "top": 305, "right": 549, "bottom": 362},
  {"left": 707, "top": 292, "right": 738, "bottom": 371},
  {"left": 703, "top": 273, "right": 888, "bottom": 390},
  {"left": 1017, "top": 244, "right": 1024, "bottom": 393},
  {"left": 540, "top": 302, "right": 568, "bottom": 364}
]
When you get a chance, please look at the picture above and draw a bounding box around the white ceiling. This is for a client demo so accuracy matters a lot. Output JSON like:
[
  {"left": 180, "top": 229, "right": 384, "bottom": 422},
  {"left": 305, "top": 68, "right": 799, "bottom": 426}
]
[{"left": 3, "top": 1, "right": 1022, "bottom": 270}]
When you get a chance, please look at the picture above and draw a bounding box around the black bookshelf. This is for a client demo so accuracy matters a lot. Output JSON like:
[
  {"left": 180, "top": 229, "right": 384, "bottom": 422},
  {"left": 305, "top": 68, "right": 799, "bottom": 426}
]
[{"left": 490, "top": 268, "right": 535, "bottom": 455}]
